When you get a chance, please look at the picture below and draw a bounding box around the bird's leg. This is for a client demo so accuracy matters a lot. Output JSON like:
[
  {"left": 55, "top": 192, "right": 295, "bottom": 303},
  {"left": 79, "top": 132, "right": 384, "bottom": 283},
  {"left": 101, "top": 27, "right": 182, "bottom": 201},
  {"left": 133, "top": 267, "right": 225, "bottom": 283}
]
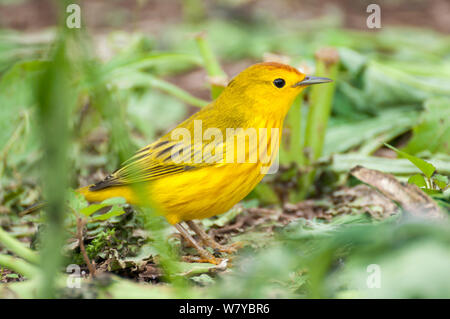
[
  {"left": 174, "top": 223, "right": 222, "bottom": 265},
  {"left": 186, "top": 220, "right": 242, "bottom": 254}
]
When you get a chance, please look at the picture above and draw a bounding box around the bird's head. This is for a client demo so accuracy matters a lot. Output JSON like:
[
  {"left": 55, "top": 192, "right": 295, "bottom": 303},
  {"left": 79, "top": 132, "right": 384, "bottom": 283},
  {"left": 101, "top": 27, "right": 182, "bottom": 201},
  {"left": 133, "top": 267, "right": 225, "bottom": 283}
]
[{"left": 219, "top": 62, "right": 332, "bottom": 119}]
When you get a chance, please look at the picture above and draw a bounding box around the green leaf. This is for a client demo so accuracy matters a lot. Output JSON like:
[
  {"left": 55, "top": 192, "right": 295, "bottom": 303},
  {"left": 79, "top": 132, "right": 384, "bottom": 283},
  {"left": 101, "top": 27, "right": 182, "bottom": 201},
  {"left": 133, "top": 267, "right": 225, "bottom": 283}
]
[
  {"left": 338, "top": 47, "right": 367, "bottom": 76},
  {"left": 79, "top": 197, "right": 126, "bottom": 218},
  {"left": 68, "top": 190, "right": 89, "bottom": 212},
  {"left": 100, "top": 197, "right": 126, "bottom": 206},
  {"left": 384, "top": 144, "right": 436, "bottom": 178},
  {"left": 0, "top": 60, "right": 46, "bottom": 151},
  {"left": 363, "top": 63, "right": 428, "bottom": 108},
  {"left": 191, "top": 274, "right": 215, "bottom": 286},
  {"left": 403, "top": 98, "right": 450, "bottom": 155},
  {"left": 422, "top": 189, "right": 442, "bottom": 196},
  {"left": 127, "top": 90, "right": 186, "bottom": 142},
  {"left": 432, "top": 174, "right": 449, "bottom": 190},
  {"left": 324, "top": 109, "right": 418, "bottom": 156},
  {"left": 364, "top": 61, "right": 450, "bottom": 108},
  {"left": 330, "top": 154, "right": 450, "bottom": 175},
  {"left": 408, "top": 174, "right": 427, "bottom": 188},
  {"left": 201, "top": 206, "right": 244, "bottom": 230},
  {"left": 91, "top": 205, "right": 126, "bottom": 221},
  {"left": 80, "top": 203, "right": 108, "bottom": 217}
]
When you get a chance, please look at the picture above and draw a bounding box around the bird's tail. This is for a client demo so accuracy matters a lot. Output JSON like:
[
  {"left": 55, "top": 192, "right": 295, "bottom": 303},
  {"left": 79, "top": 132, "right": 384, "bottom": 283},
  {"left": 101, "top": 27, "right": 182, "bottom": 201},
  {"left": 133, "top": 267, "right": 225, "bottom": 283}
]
[
  {"left": 76, "top": 185, "right": 94, "bottom": 200},
  {"left": 77, "top": 184, "right": 136, "bottom": 204}
]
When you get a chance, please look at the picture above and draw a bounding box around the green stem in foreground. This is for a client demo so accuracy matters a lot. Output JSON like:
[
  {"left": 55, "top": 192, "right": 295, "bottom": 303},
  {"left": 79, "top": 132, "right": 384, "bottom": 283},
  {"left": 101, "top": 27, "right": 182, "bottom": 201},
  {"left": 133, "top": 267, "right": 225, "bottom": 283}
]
[
  {"left": 130, "top": 182, "right": 188, "bottom": 295},
  {"left": 35, "top": 28, "right": 75, "bottom": 298},
  {"left": 0, "top": 254, "right": 39, "bottom": 279},
  {"left": 0, "top": 227, "right": 39, "bottom": 264},
  {"left": 144, "top": 73, "right": 210, "bottom": 107},
  {"left": 297, "top": 48, "right": 339, "bottom": 200},
  {"left": 284, "top": 94, "right": 305, "bottom": 165},
  {"left": 195, "top": 33, "right": 228, "bottom": 100}
]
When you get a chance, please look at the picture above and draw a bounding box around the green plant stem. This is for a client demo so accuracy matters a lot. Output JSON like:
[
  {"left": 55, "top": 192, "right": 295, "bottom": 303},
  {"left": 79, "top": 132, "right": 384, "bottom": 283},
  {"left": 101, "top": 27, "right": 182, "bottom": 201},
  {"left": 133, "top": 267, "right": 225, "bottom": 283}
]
[
  {"left": 130, "top": 183, "right": 188, "bottom": 295},
  {"left": 0, "top": 227, "right": 39, "bottom": 264},
  {"left": 195, "top": 33, "right": 227, "bottom": 99},
  {"left": 298, "top": 48, "right": 339, "bottom": 200},
  {"left": 35, "top": 27, "right": 74, "bottom": 298},
  {"left": 286, "top": 95, "right": 304, "bottom": 165},
  {"left": 0, "top": 254, "right": 38, "bottom": 278},
  {"left": 144, "top": 73, "right": 210, "bottom": 107}
]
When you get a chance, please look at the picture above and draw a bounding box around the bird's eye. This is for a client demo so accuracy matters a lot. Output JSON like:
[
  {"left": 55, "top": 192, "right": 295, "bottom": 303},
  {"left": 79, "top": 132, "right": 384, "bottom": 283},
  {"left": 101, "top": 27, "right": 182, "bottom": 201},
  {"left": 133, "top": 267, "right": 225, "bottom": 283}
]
[{"left": 273, "top": 78, "right": 285, "bottom": 88}]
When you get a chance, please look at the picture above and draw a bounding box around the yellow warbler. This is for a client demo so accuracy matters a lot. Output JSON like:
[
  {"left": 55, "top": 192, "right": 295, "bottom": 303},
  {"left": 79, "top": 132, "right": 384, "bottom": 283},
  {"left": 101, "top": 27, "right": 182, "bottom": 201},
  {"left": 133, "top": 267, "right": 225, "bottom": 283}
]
[{"left": 78, "top": 62, "right": 332, "bottom": 263}]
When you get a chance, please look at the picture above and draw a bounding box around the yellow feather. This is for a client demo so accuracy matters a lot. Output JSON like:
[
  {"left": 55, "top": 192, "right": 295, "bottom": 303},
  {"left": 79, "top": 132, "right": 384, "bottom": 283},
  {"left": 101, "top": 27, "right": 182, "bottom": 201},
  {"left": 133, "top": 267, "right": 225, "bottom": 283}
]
[{"left": 77, "top": 62, "right": 314, "bottom": 224}]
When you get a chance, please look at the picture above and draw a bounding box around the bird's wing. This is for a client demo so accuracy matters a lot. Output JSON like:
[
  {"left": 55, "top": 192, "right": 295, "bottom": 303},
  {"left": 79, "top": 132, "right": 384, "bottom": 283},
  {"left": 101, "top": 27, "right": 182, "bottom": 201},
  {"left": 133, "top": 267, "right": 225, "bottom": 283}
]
[{"left": 89, "top": 137, "right": 224, "bottom": 191}]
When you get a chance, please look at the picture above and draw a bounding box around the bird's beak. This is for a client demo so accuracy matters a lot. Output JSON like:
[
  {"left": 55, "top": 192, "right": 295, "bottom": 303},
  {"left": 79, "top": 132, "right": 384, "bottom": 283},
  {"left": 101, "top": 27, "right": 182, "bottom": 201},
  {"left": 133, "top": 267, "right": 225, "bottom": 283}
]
[{"left": 293, "top": 76, "right": 333, "bottom": 87}]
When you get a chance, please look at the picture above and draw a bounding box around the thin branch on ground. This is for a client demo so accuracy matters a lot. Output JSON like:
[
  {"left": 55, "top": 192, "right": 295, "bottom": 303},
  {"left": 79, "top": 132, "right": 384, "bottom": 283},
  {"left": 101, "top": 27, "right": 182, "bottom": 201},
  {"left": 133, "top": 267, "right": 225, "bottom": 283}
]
[{"left": 76, "top": 217, "right": 96, "bottom": 278}]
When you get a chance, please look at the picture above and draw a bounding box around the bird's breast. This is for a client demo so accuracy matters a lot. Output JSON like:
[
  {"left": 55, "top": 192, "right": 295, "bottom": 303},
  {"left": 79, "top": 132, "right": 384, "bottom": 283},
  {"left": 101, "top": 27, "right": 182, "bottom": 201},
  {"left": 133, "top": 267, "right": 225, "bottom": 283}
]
[{"left": 150, "top": 119, "right": 282, "bottom": 224}]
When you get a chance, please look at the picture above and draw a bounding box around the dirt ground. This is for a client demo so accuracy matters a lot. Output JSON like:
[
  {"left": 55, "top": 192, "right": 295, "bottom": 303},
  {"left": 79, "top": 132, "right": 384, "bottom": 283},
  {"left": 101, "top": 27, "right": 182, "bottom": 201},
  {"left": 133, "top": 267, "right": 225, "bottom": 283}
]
[{"left": 1, "top": 0, "right": 449, "bottom": 34}]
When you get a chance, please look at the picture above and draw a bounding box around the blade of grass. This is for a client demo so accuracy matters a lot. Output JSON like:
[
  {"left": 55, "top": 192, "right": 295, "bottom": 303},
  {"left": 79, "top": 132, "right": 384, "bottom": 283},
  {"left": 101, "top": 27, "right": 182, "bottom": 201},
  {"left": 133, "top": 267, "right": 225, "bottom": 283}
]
[
  {"left": 195, "top": 32, "right": 228, "bottom": 99},
  {"left": 358, "top": 125, "right": 411, "bottom": 155},
  {"left": 323, "top": 108, "right": 419, "bottom": 156},
  {"left": 0, "top": 254, "right": 39, "bottom": 279},
  {"left": 143, "top": 73, "right": 210, "bottom": 107},
  {"left": 305, "top": 48, "right": 339, "bottom": 161},
  {"left": 281, "top": 94, "right": 305, "bottom": 165},
  {"left": 297, "top": 48, "right": 339, "bottom": 199},
  {"left": 0, "top": 227, "right": 39, "bottom": 264},
  {"left": 34, "top": 25, "right": 75, "bottom": 297},
  {"left": 109, "top": 71, "right": 209, "bottom": 108},
  {"left": 385, "top": 144, "right": 436, "bottom": 178},
  {"left": 128, "top": 169, "right": 188, "bottom": 296}
]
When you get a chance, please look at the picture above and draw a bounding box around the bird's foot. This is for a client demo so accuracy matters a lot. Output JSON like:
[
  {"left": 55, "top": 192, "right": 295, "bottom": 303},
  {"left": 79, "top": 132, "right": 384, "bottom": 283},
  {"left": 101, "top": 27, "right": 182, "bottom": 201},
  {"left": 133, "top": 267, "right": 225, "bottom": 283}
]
[
  {"left": 213, "top": 241, "right": 244, "bottom": 254},
  {"left": 182, "top": 255, "right": 228, "bottom": 267},
  {"left": 185, "top": 221, "right": 243, "bottom": 255}
]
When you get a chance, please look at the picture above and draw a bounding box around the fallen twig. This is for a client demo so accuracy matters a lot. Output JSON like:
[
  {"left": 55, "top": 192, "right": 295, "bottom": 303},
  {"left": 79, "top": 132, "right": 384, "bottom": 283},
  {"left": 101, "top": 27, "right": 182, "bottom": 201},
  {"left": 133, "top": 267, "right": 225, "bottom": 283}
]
[
  {"left": 350, "top": 165, "right": 445, "bottom": 219},
  {"left": 76, "top": 218, "right": 96, "bottom": 278}
]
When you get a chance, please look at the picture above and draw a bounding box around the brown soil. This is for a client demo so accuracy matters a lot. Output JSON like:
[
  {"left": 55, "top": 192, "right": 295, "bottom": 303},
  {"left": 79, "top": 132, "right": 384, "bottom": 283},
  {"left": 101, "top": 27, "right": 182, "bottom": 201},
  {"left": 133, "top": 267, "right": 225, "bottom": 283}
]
[{"left": 1, "top": 0, "right": 449, "bottom": 34}]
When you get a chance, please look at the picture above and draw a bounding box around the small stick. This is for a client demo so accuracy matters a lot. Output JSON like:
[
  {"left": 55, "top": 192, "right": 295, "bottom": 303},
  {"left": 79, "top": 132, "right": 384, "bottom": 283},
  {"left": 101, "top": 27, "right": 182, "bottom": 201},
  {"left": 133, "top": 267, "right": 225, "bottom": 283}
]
[{"left": 76, "top": 217, "right": 96, "bottom": 278}]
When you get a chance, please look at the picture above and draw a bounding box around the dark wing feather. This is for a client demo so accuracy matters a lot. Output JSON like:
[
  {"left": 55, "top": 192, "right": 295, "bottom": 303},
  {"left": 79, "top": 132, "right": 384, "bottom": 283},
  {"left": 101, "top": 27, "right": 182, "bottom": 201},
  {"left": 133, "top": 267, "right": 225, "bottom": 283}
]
[{"left": 89, "top": 138, "right": 216, "bottom": 191}]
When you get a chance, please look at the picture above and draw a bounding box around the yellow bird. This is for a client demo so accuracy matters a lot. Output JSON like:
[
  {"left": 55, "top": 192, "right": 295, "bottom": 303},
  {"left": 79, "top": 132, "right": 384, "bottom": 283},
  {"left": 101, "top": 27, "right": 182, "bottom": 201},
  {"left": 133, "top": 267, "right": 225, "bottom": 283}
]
[{"left": 78, "top": 62, "right": 332, "bottom": 263}]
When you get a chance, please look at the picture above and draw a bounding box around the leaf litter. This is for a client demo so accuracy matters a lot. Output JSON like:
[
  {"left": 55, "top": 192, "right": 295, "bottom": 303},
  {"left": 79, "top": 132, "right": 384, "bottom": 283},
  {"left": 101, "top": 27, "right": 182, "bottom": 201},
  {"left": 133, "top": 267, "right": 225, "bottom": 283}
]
[{"left": 0, "top": 170, "right": 407, "bottom": 286}]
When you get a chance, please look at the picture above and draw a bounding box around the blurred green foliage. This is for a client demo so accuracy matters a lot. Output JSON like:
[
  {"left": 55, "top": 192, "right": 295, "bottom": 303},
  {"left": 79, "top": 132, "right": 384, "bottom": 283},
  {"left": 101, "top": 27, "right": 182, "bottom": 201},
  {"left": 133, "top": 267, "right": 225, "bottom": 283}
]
[{"left": 209, "top": 214, "right": 450, "bottom": 298}]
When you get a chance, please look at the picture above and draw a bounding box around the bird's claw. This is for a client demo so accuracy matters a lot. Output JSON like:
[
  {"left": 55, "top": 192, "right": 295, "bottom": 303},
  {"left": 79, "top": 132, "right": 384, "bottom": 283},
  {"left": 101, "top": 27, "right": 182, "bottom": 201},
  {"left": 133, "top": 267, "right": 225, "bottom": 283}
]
[
  {"left": 182, "top": 255, "right": 228, "bottom": 267},
  {"left": 214, "top": 241, "right": 244, "bottom": 254}
]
